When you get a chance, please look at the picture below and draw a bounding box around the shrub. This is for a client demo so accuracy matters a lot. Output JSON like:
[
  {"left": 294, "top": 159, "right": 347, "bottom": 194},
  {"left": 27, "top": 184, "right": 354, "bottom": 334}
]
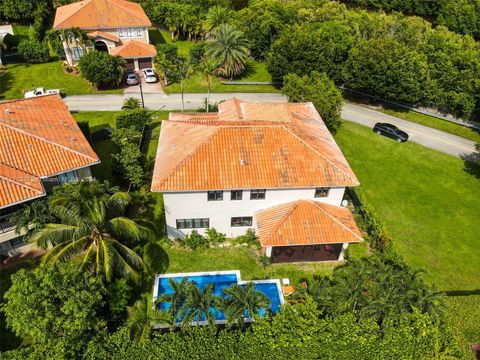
[
  {"left": 183, "top": 230, "right": 209, "bottom": 250},
  {"left": 156, "top": 43, "right": 178, "bottom": 62},
  {"left": 18, "top": 39, "right": 49, "bottom": 63},
  {"left": 235, "top": 229, "right": 260, "bottom": 249},
  {"left": 78, "top": 51, "right": 126, "bottom": 88},
  {"left": 189, "top": 43, "right": 206, "bottom": 66},
  {"left": 205, "top": 227, "right": 226, "bottom": 245},
  {"left": 257, "top": 254, "right": 271, "bottom": 267},
  {"left": 115, "top": 108, "right": 150, "bottom": 131}
]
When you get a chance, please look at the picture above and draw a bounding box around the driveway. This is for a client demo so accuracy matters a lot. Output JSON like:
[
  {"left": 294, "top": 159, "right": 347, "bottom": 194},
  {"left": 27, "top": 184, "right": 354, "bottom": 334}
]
[{"left": 123, "top": 72, "right": 165, "bottom": 95}]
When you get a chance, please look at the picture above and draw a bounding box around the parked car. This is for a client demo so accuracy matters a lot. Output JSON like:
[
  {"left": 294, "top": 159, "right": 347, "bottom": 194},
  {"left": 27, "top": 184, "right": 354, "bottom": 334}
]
[
  {"left": 143, "top": 68, "right": 157, "bottom": 83},
  {"left": 24, "top": 87, "right": 60, "bottom": 98},
  {"left": 126, "top": 72, "right": 139, "bottom": 86},
  {"left": 373, "top": 123, "right": 409, "bottom": 142}
]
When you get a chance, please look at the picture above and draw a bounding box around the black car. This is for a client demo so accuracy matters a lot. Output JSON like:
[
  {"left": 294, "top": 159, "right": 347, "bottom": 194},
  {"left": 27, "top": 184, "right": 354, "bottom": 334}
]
[{"left": 373, "top": 123, "right": 409, "bottom": 142}]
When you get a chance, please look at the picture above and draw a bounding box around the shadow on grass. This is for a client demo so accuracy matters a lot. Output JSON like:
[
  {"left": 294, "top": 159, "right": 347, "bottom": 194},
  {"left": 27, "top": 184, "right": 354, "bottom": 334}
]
[
  {"left": 461, "top": 151, "right": 480, "bottom": 179},
  {"left": 445, "top": 289, "right": 480, "bottom": 296},
  {"left": 148, "top": 28, "right": 167, "bottom": 46},
  {"left": 0, "top": 71, "right": 13, "bottom": 100}
]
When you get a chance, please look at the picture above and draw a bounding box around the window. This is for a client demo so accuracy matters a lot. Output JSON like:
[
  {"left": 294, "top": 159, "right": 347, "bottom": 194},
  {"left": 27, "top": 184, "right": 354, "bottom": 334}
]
[
  {"left": 207, "top": 191, "right": 223, "bottom": 201},
  {"left": 176, "top": 218, "right": 209, "bottom": 229},
  {"left": 230, "top": 190, "right": 243, "bottom": 200},
  {"left": 250, "top": 189, "right": 266, "bottom": 200},
  {"left": 72, "top": 47, "right": 84, "bottom": 60},
  {"left": 58, "top": 171, "right": 78, "bottom": 185},
  {"left": 136, "top": 27, "right": 143, "bottom": 37},
  {"left": 126, "top": 27, "right": 134, "bottom": 37},
  {"left": 314, "top": 187, "right": 330, "bottom": 198},
  {"left": 118, "top": 28, "right": 126, "bottom": 37},
  {"left": 231, "top": 217, "right": 253, "bottom": 227}
]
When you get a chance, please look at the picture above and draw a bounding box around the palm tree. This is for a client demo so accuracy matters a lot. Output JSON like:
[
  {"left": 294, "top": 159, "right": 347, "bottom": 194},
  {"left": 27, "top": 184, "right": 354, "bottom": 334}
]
[
  {"left": 175, "top": 59, "right": 193, "bottom": 113},
  {"left": 122, "top": 97, "right": 141, "bottom": 110},
  {"left": 204, "top": 6, "right": 233, "bottom": 35},
  {"left": 153, "top": 52, "right": 173, "bottom": 86},
  {"left": 198, "top": 57, "right": 218, "bottom": 113},
  {"left": 157, "top": 278, "right": 191, "bottom": 330},
  {"left": 222, "top": 283, "right": 271, "bottom": 328},
  {"left": 205, "top": 24, "right": 250, "bottom": 79},
  {"left": 30, "top": 180, "right": 152, "bottom": 282},
  {"left": 127, "top": 293, "right": 167, "bottom": 343},
  {"left": 182, "top": 283, "right": 220, "bottom": 328}
]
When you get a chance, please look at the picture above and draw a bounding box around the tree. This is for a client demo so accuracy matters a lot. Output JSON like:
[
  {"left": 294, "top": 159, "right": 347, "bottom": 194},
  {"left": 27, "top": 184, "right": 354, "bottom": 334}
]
[
  {"left": 198, "top": 57, "right": 218, "bottom": 112},
  {"left": 122, "top": 97, "right": 142, "bottom": 110},
  {"left": 183, "top": 283, "right": 220, "bottom": 327},
  {"left": 0, "top": 36, "right": 6, "bottom": 66},
  {"left": 11, "top": 198, "right": 55, "bottom": 240},
  {"left": 78, "top": 51, "right": 126, "bottom": 88},
  {"left": 17, "top": 39, "right": 50, "bottom": 63},
  {"left": 282, "top": 71, "right": 344, "bottom": 133},
  {"left": 205, "top": 24, "right": 250, "bottom": 79},
  {"left": 157, "top": 278, "right": 191, "bottom": 330},
  {"left": 174, "top": 59, "right": 193, "bottom": 113},
  {"left": 127, "top": 293, "right": 166, "bottom": 343},
  {"left": 204, "top": 6, "right": 233, "bottom": 34},
  {"left": 222, "top": 282, "right": 271, "bottom": 328},
  {"left": 115, "top": 108, "right": 150, "bottom": 130},
  {"left": 29, "top": 180, "right": 151, "bottom": 282},
  {"left": 0, "top": 0, "right": 50, "bottom": 21},
  {"left": 111, "top": 127, "right": 145, "bottom": 189},
  {"left": 154, "top": 44, "right": 179, "bottom": 86},
  {"left": 2, "top": 263, "right": 106, "bottom": 357}
]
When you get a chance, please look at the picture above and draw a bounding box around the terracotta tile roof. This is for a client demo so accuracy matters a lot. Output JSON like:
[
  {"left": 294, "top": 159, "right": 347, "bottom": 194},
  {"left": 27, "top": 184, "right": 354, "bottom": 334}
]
[
  {"left": 88, "top": 30, "right": 120, "bottom": 42},
  {"left": 151, "top": 99, "right": 359, "bottom": 192},
  {"left": 53, "top": 0, "right": 152, "bottom": 30},
  {"left": 0, "top": 95, "right": 100, "bottom": 208},
  {"left": 256, "top": 200, "right": 363, "bottom": 247},
  {"left": 110, "top": 40, "right": 156, "bottom": 58}
]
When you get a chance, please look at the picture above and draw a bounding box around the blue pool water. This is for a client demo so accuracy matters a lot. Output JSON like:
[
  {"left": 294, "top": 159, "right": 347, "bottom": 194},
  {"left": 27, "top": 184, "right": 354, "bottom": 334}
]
[{"left": 154, "top": 271, "right": 284, "bottom": 323}]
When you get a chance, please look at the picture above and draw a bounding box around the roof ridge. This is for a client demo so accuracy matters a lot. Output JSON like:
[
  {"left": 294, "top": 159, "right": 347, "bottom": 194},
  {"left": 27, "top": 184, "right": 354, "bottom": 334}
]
[
  {"left": 0, "top": 166, "right": 44, "bottom": 194},
  {"left": 262, "top": 201, "right": 300, "bottom": 244},
  {"left": 0, "top": 122, "right": 98, "bottom": 164},
  {"left": 55, "top": 0, "right": 92, "bottom": 29},
  {"left": 310, "top": 200, "right": 363, "bottom": 241},
  {"left": 155, "top": 124, "right": 220, "bottom": 189},
  {"left": 283, "top": 125, "right": 358, "bottom": 185}
]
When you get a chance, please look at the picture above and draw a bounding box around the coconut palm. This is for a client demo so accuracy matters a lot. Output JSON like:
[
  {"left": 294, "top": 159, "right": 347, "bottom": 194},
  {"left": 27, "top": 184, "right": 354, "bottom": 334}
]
[
  {"left": 122, "top": 97, "right": 142, "bottom": 110},
  {"left": 204, "top": 6, "right": 233, "bottom": 35},
  {"left": 182, "top": 283, "right": 220, "bottom": 328},
  {"left": 157, "top": 278, "right": 191, "bottom": 330},
  {"left": 154, "top": 52, "right": 175, "bottom": 86},
  {"left": 222, "top": 283, "right": 271, "bottom": 328},
  {"left": 205, "top": 24, "right": 250, "bottom": 79},
  {"left": 174, "top": 59, "right": 193, "bottom": 113},
  {"left": 30, "top": 180, "right": 153, "bottom": 283},
  {"left": 198, "top": 57, "right": 219, "bottom": 113},
  {"left": 127, "top": 293, "right": 167, "bottom": 343}
]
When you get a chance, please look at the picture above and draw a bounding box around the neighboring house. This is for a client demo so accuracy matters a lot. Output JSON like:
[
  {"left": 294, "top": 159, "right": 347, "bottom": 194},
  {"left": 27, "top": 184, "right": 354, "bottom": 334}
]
[
  {"left": 151, "top": 99, "right": 363, "bottom": 263},
  {"left": 0, "top": 95, "right": 100, "bottom": 256},
  {"left": 53, "top": 0, "right": 155, "bottom": 70}
]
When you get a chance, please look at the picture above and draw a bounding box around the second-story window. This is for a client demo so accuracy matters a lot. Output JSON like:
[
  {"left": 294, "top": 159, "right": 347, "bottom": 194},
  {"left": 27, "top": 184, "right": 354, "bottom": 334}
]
[
  {"left": 207, "top": 191, "right": 223, "bottom": 201},
  {"left": 231, "top": 190, "right": 243, "bottom": 200},
  {"left": 136, "top": 27, "right": 143, "bottom": 37},
  {"left": 314, "top": 187, "right": 330, "bottom": 198},
  {"left": 118, "top": 28, "right": 126, "bottom": 37},
  {"left": 126, "top": 28, "right": 134, "bottom": 37},
  {"left": 250, "top": 189, "right": 266, "bottom": 200}
]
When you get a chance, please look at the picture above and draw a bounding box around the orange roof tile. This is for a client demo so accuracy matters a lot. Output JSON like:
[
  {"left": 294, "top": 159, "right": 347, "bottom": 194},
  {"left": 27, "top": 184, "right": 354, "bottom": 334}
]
[
  {"left": 53, "top": 0, "right": 152, "bottom": 30},
  {"left": 110, "top": 40, "right": 156, "bottom": 58},
  {"left": 0, "top": 95, "right": 100, "bottom": 208},
  {"left": 256, "top": 200, "right": 363, "bottom": 247},
  {"left": 151, "top": 99, "right": 359, "bottom": 192},
  {"left": 88, "top": 30, "right": 120, "bottom": 42}
]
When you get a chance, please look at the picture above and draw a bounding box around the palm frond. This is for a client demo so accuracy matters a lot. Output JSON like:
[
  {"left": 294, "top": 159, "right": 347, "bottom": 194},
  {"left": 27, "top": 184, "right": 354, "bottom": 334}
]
[
  {"left": 29, "top": 223, "right": 79, "bottom": 248},
  {"left": 51, "top": 236, "right": 91, "bottom": 264},
  {"left": 107, "top": 217, "right": 144, "bottom": 242}
]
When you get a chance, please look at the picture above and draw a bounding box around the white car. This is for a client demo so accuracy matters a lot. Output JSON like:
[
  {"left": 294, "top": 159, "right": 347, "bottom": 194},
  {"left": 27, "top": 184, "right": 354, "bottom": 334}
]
[
  {"left": 24, "top": 87, "right": 60, "bottom": 98},
  {"left": 143, "top": 68, "right": 157, "bottom": 83}
]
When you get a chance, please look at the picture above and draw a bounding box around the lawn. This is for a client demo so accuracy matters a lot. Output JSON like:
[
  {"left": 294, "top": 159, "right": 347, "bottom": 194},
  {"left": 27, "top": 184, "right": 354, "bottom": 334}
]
[
  {"left": 334, "top": 121, "right": 480, "bottom": 291},
  {"left": 0, "top": 61, "right": 123, "bottom": 100}
]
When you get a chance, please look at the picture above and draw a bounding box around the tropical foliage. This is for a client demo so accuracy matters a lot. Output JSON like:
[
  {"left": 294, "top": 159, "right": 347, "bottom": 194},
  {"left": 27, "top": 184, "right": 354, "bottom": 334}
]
[
  {"left": 121, "top": 97, "right": 142, "bottom": 110},
  {"left": 78, "top": 51, "right": 126, "bottom": 88}
]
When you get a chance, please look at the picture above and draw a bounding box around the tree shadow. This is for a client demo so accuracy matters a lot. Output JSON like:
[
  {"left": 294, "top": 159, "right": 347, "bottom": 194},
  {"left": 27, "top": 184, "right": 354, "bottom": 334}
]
[
  {"left": 445, "top": 289, "right": 480, "bottom": 296},
  {"left": 0, "top": 71, "right": 13, "bottom": 100},
  {"left": 461, "top": 150, "right": 480, "bottom": 179},
  {"left": 233, "top": 61, "right": 256, "bottom": 80},
  {"left": 148, "top": 28, "right": 167, "bottom": 46}
]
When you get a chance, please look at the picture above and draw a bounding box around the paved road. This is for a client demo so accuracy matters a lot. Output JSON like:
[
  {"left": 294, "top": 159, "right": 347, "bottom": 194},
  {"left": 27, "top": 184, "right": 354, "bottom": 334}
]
[
  {"left": 64, "top": 93, "right": 476, "bottom": 158},
  {"left": 341, "top": 103, "right": 476, "bottom": 158}
]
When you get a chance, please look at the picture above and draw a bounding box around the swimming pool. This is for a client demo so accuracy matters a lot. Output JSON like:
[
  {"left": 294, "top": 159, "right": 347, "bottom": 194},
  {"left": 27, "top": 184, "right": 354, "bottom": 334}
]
[{"left": 153, "top": 270, "right": 284, "bottom": 325}]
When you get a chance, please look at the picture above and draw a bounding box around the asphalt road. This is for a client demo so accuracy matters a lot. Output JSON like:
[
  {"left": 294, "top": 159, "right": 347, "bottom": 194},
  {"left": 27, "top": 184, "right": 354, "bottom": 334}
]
[{"left": 64, "top": 93, "right": 476, "bottom": 158}]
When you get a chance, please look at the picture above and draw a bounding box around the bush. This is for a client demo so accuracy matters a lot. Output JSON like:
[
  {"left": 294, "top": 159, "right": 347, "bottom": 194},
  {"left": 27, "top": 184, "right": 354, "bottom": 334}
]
[
  {"left": 235, "top": 229, "right": 260, "bottom": 249},
  {"left": 257, "top": 254, "right": 271, "bottom": 267},
  {"left": 115, "top": 108, "right": 150, "bottom": 131},
  {"left": 183, "top": 230, "right": 209, "bottom": 250},
  {"left": 78, "top": 51, "right": 126, "bottom": 88},
  {"left": 189, "top": 43, "right": 206, "bottom": 66},
  {"left": 17, "top": 39, "right": 49, "bottom": 63},
  {"left": 156, "top": 43, "right": 178, "bottom": 62},
  {"left": 205, "top": 227, "right": 226, "bottom": 245}
]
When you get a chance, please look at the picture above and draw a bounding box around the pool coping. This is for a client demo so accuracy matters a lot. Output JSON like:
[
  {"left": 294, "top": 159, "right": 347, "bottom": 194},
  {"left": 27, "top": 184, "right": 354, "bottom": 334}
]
[{"left": 152, "top": 270, "right": 285, "bottom": 328}]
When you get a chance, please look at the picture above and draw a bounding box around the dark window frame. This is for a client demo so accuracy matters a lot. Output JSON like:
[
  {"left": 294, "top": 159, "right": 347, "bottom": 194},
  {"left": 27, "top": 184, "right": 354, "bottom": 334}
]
[
  {"left": 176, "top": 218, "right": 209, "bottom": 229},
  {"left": 230, "top": 190, "right": 243, "bottom": 201},
  {"left": 314, "top": 187, "right": 330, "bottom": 198},
  {"left": 231, "top": 216, "right": 253, "bottom": 227},
  {"left": 250, "top": 189, "right": 266, "bottom": 200},
  {"left": 207, "top": 191, "right": 223, "bottom": 201}
]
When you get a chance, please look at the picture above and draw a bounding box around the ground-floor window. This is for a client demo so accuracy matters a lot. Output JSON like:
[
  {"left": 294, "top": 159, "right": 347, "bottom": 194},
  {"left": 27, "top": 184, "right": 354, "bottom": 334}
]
[
  {"left": 176, "top": 218, "right": 209, "bottom": 229},
  {"left": 231, "top": 216, "right": 253, "bottom": 227},
  {"left": 72, "top": 47, "right": 85, "bottom": 60}
]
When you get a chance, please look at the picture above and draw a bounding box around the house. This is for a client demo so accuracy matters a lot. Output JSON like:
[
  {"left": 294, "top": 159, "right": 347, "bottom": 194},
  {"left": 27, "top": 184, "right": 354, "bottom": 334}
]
[
  {"left": 0, "top": 95, "right": 100, "bottom": 256},
  {"left": 151, "top": 99, "right": 363, "bottom": 263},
  {"left": 53, "top": 0, "right": 155, "bottom": 70}
]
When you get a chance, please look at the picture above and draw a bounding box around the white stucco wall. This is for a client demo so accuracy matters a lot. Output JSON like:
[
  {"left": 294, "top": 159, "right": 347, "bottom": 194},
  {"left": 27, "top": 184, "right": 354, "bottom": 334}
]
[{"left": 163, "top": 187, "right": 345, "bottom": 239}]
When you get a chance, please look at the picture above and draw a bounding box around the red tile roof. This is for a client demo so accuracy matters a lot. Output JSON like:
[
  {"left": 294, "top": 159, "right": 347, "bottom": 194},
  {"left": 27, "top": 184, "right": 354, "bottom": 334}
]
[
  {"left": 256, "top": 200, "right": 363, "bottom": 247},
  {"left": 151, "top": 99, "right": 359, "bottom": 192},
  {"left": 0, "top": 95, "right": 99, "bottom": 208},
  {"left": 88, "top": 30, "right": 120, "bottom": 43},
  {"left": 53, "top": 0, "right": 152, "bottom": 30},
  {"left": 110, "top": 40, "right": 156, "bottom": 58}
]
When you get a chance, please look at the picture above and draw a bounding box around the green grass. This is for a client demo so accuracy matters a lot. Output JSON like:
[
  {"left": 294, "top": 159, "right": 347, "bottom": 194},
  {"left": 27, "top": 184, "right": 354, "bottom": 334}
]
[
  {"left": 334, "top": 121, "right": 480, "bottom": 291},
  {"left": 445, "top": 295, "right": 480, "bottom": 359},
  {"left": 165, "top": 246, "right": 336, "bottom": 284},
  {"left": 378, "top": 106, "right": 480, "bottom": 143},
  {"left": 0, "top": 61, "right": 123, "bottom": 100}
]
